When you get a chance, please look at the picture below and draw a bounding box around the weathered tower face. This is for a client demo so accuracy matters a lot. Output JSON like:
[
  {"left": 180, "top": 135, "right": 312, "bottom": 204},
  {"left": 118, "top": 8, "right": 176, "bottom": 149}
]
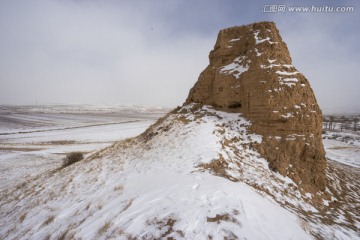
[{"left": 186, "top": 21, "right": 327, "bottom": 191}]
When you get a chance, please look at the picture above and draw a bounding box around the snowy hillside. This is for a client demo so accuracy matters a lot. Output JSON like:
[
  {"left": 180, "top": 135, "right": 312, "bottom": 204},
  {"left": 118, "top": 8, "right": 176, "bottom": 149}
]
[
  {"left": 1, "top": 105, "right": 359, "bottom": 239},
  {"left": 0, "top": 106, "right": 166, "bottom": 192}
]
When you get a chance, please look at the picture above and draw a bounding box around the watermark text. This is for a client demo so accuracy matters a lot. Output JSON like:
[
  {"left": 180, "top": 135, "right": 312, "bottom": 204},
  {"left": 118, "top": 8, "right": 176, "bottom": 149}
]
[{"left": 262, "top": 5, "right": 354, "bottom": 13}]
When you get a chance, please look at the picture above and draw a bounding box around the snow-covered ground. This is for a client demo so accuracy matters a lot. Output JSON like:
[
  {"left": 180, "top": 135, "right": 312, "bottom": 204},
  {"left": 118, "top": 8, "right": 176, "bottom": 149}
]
[
  {"left": 323, "top": 130, "right": 360, "bottom": 168},
  {"left": 0, "top": 105, "right": 168, "bottom": 191},
  {"left": 0, "top": 105, "right": 359, "bottom": 239},
  {"left": 0, "top": 105, "right": 313, "bottom": 239}
]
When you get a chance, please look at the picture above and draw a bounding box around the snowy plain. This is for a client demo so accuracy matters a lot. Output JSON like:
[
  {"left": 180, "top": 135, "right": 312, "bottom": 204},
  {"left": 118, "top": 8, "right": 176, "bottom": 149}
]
[
  {"left": 0, "top": 105, "right": 168, "bottom": 191},
  {"left": 322, "top": 130, "right": 360, "bottom": 168}
]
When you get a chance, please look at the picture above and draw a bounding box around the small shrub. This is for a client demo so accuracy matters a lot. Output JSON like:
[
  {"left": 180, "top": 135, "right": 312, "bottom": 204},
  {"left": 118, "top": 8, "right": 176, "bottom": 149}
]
[
  {"left": 63, "top": 152, "right": 84, "bottom": 167},
  {"left": 19, "top": 213, "right": 27, "bottom": 223}
]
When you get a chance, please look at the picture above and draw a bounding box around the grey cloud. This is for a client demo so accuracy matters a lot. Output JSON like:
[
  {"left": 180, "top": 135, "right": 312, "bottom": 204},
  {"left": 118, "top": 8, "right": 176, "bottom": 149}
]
[
  {"left": 0, "top": 0, "right": 359, "bottom": 113},
  {"left": 273, "top": 9, "right": 360, "bottom": 113}
]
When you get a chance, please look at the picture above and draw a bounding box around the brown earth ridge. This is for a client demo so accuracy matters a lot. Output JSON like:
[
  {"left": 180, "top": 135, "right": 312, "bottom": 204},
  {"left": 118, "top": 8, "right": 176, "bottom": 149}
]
[{"left": 185, "top": 21, "right": 327, "bottom": 191}]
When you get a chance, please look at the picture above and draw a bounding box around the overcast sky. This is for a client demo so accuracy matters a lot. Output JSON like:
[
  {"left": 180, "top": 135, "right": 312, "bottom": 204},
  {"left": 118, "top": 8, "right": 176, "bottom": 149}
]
[{"left": 0, "top": 0, "right": 359, "bottom": 113}]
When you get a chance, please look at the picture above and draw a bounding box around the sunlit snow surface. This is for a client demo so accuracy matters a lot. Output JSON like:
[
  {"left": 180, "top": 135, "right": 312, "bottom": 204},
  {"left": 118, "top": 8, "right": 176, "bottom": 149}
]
[
  {"left": 0, "top": 104, "right": 312, "bottom": 239},
  {"left": 0, "top": 105, "right": 358, "bottom": 239}
]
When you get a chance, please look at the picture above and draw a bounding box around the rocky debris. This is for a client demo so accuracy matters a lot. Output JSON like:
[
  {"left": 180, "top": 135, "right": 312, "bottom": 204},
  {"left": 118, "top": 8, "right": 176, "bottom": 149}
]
[{"left": 186, "top": 21, "right": 327, "bottom": 191}]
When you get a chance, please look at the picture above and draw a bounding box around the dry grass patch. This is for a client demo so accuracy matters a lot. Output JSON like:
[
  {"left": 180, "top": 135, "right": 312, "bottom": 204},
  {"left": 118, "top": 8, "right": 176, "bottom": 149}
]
[
  {"left": 39, "top": 140, "right": 76, "bottom": 145},
  {"left": 197, "top": 155, "right": 238, "bottom": 182},
  {"left": 62, "top": 152, "right": 84, "bottom": 167},
  {"left": 146, "top": 216, "right": 183, "bottom": 238},
  {"left": 58, "top": 229, "right": 69, "bottom": 240},
  {"left": 98, "top": 221, "right": 111, "bottom": 235},
  {"left": 176, "top": 116, "right": 191, "bottom": 124},
  {"left": 42, "top": 215, "right": 55, "bottom": 226},
  {"left": 19, "top": 212, "right": 27, "bottom": 223},
  {"left": 113, "top": 185, "right": 123, "bottom": 192},
  {"left": 123, "top": 199, "right": 133, "bottom": 212},
  {"left": 328, "top": 146, "right": 358, "bottom": 150},
  {"left": 0, "top": 147, "right": 44, "bottom": 152},
  {"left": 207, "top": 212, "right": 240, "bottom": 225}
]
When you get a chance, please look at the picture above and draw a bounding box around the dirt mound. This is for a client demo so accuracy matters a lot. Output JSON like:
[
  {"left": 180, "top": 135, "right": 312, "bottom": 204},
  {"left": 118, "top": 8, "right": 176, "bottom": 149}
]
[{"left": 186, "top": 21, "right": 327, "bottom": 191}]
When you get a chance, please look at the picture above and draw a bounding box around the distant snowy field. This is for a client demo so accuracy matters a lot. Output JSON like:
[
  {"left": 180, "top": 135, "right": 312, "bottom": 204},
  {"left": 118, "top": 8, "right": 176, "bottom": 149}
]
[
  {"left": 322, "top": 130, "right": 360, "bottom": 168},
  {"left": 0, "top": 105, "right": 169, "bottom": 191}
]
